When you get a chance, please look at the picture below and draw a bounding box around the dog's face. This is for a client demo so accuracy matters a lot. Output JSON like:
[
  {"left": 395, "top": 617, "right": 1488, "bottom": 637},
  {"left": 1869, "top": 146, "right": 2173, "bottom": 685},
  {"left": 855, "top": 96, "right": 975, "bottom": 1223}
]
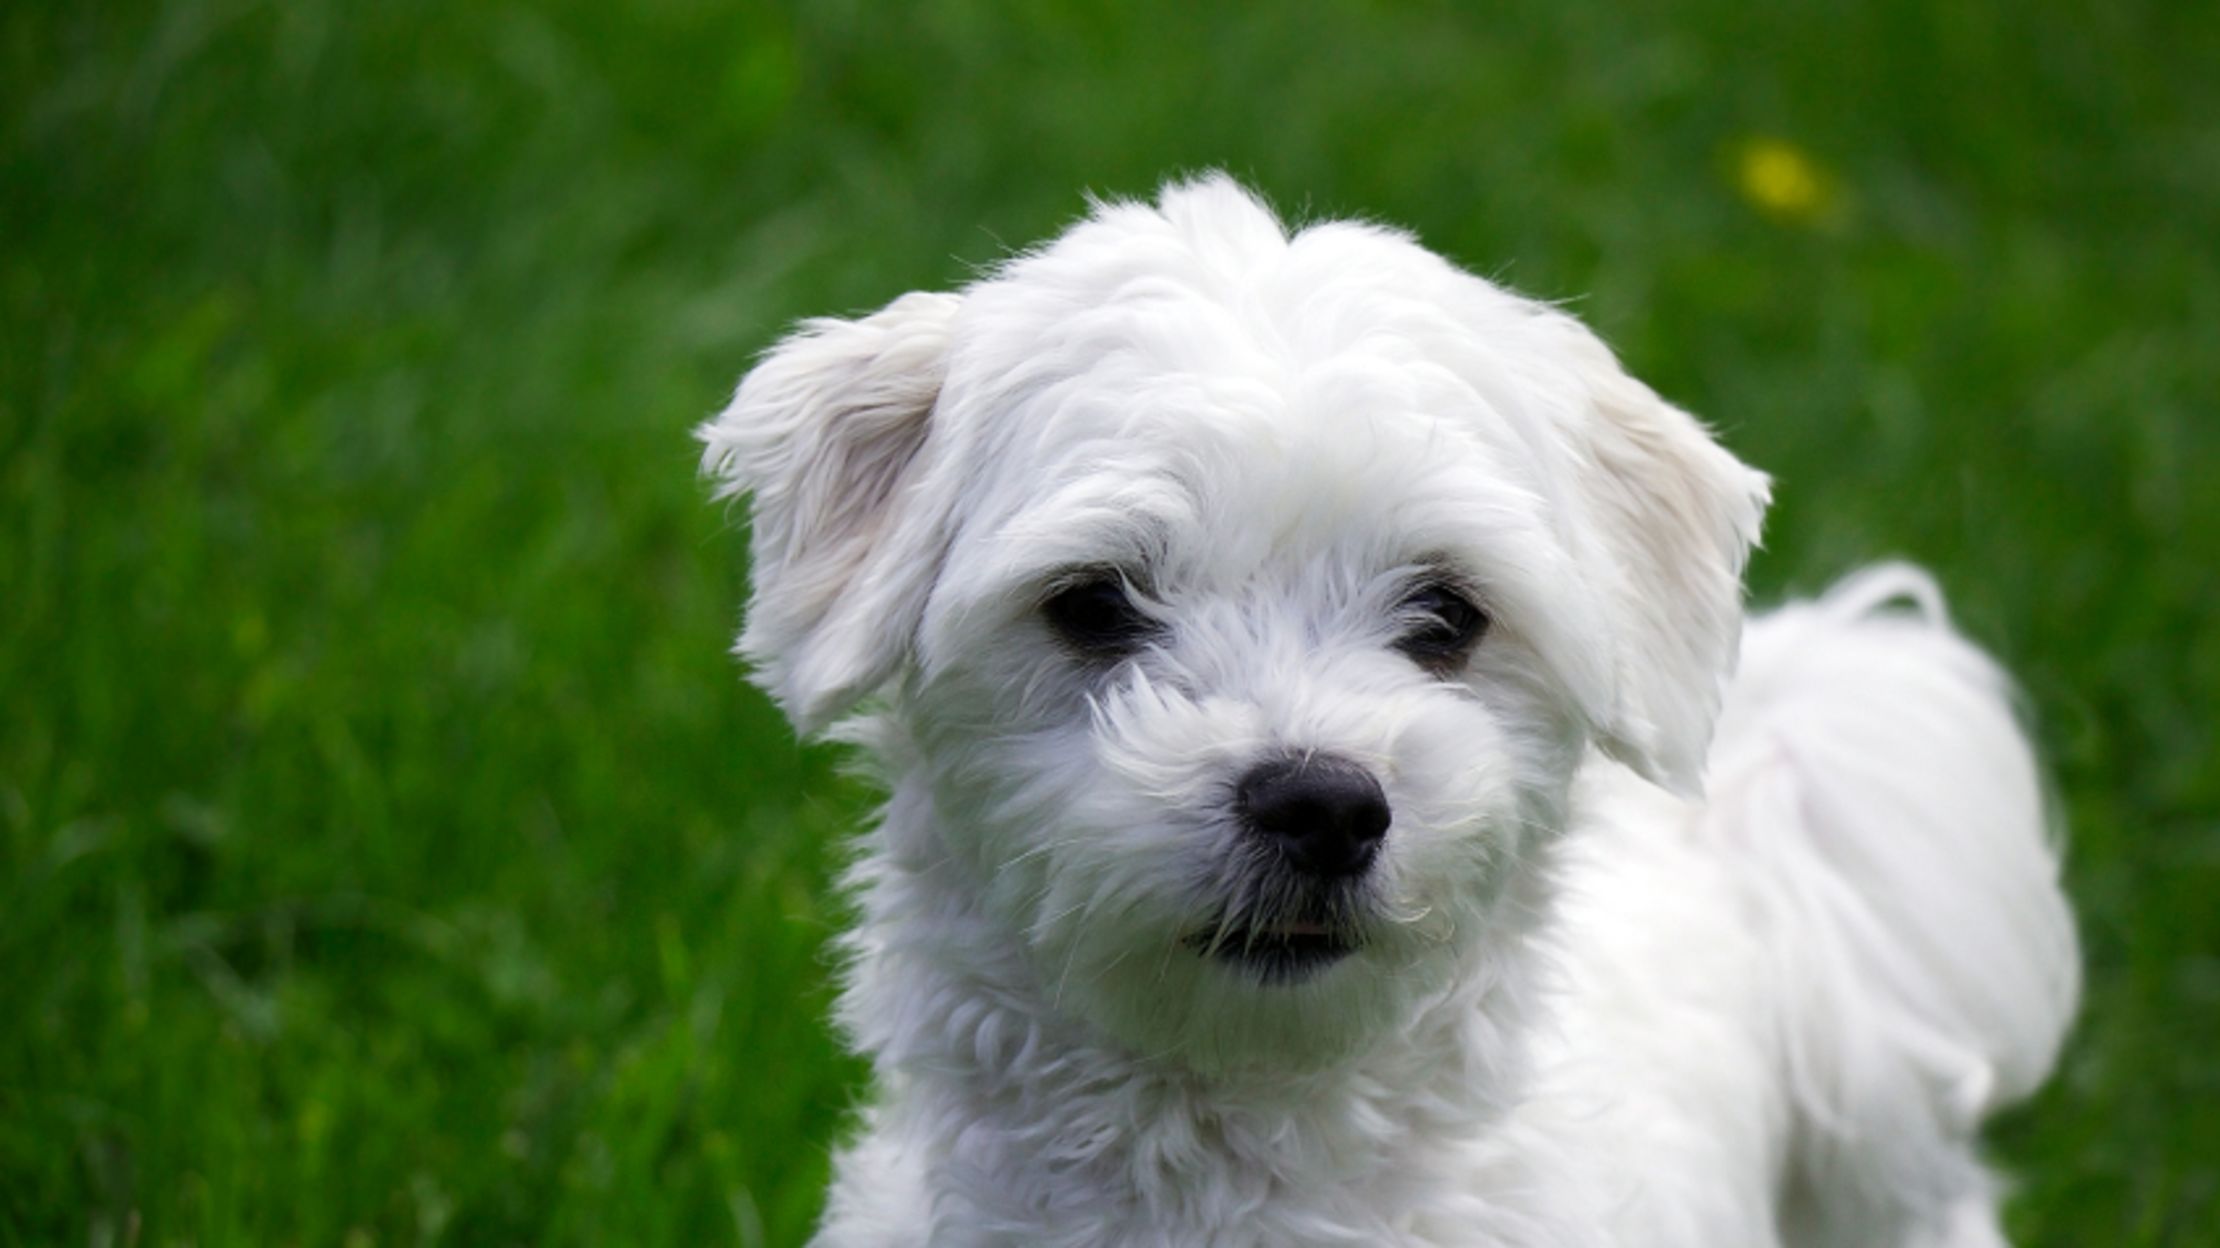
[{"left": 704, "top": 179, "right": 1768, "bottom": 1071}]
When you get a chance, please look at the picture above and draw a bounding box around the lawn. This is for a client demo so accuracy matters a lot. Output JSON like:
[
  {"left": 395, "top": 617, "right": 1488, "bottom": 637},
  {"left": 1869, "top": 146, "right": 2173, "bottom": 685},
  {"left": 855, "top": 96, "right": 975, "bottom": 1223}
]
[{"left": 4, "top": 1, "right": 2215, "bottom": 1243}]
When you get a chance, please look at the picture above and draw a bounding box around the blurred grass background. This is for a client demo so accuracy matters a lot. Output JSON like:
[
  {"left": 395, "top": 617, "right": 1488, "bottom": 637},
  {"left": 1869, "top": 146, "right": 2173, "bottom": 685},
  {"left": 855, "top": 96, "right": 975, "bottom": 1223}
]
[{"left": 4, "top": 0, "right": 2216, "bottom": 1243}]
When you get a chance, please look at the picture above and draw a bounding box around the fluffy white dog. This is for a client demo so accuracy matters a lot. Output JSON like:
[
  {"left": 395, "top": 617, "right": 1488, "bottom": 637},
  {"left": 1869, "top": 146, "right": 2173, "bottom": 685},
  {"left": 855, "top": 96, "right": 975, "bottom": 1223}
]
[{"left": 701, "top": 177, "right": 2080, "bottom": 1247}]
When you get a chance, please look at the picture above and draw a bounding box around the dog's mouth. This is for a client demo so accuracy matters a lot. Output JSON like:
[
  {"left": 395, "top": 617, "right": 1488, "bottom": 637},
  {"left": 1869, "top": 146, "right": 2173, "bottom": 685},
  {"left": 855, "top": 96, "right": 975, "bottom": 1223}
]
[{"left": 1183, "top": 917, "right": 1363, "bottom": 984}]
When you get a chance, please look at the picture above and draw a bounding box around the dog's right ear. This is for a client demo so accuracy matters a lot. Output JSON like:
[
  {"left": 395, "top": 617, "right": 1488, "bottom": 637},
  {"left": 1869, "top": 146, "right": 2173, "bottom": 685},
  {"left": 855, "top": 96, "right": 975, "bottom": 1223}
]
[{"left": 698, "top": 291, "right": 962, "bottom": 734}]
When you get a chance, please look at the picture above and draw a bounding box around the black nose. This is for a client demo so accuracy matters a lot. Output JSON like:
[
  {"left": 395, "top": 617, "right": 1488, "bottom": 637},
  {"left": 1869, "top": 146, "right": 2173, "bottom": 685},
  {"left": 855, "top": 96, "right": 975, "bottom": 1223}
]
[{"left": 1235, "top": 754, "right": 1391, "bottom": 878}]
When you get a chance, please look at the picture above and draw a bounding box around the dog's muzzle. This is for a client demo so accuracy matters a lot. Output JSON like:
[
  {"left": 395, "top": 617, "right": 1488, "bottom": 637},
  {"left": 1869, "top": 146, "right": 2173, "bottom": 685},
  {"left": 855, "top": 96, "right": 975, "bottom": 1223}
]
[{"left": 1182, "top": 753, "right": 1389, "bottom": 984}]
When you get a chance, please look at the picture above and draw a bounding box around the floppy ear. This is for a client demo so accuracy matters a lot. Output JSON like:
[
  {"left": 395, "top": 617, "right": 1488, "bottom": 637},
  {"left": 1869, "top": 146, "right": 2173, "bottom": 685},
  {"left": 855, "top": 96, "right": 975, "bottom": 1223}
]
[
  {"left": 1545, "top": 313, "right": 1771, "bottom": 796},
  {"left": 698, "top": 291, "right": 962, "bottom": 734}
]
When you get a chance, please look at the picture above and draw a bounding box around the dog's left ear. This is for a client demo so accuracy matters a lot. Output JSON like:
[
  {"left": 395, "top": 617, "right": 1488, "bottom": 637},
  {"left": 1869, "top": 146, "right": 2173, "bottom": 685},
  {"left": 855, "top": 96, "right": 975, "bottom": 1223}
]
[
  {"left": 698, "top": 291, "right": 962, "bottom": 734},
  {"left": 1544, "top": 312, "right": 1771, "bottom": 796}
]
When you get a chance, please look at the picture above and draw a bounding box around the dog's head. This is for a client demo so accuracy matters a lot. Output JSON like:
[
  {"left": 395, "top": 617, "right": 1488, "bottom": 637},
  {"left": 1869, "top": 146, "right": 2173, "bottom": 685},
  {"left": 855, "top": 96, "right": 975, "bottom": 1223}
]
[{"left": 704, "top": 178, "right": 1768, "bottom": 1070}]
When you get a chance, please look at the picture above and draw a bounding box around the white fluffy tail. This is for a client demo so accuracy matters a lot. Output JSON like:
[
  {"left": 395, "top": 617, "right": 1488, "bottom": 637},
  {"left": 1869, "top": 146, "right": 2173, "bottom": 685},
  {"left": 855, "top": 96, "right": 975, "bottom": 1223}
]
[{"left": 1704, "top": 566, "right": 2079, "bottom": 1247}]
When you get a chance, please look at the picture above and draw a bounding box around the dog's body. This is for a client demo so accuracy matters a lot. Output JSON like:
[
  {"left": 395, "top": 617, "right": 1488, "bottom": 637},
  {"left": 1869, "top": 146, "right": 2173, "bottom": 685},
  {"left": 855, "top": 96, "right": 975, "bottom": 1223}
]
[{"left": 703, "top": 179, "right": 2078, "bottom": 1247}]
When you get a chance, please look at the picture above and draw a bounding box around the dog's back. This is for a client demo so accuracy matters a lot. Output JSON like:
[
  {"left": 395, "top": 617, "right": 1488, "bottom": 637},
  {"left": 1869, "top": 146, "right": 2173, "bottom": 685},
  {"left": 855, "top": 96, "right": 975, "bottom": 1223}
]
[{"left": 1702, "top": 566, "right": 2079, "bottom": 1247}]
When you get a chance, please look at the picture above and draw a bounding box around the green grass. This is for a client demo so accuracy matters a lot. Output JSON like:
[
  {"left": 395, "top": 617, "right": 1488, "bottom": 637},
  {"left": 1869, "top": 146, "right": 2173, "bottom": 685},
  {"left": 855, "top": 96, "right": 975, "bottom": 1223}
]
[{"left": 4, "top": 1, "right": 2215, "bottom": 1243}]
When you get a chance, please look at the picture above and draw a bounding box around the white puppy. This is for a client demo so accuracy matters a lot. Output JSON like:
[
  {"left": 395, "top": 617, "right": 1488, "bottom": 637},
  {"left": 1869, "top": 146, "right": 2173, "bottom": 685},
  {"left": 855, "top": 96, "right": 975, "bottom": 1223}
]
[{"left": 701, "top": 177, "right": 2079, "bottom": 1248}]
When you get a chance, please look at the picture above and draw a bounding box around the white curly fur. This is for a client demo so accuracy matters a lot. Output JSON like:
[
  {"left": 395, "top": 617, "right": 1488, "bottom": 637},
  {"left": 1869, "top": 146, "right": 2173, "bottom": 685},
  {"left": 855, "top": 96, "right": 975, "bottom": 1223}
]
[{"left": 701, "top": 177, "right": 2079, "bottom": 1247}]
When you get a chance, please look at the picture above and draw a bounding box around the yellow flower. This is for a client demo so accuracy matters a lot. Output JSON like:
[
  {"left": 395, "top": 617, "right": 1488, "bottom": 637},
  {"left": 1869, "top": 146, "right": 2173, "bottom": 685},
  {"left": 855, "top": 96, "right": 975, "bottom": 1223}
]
[{"left": 1734, "top": 137, "right": 1833, "bottom": 224}]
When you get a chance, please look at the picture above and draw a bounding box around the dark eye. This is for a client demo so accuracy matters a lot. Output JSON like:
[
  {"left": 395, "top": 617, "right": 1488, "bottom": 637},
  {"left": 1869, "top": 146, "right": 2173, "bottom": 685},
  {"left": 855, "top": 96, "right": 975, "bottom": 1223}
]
[
  {"left": 1395, "top": 582, "right": 1489, "bottom": 673},
  {"left": 1042, "top": 573, "right": 1159, "bottom": 661}
]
